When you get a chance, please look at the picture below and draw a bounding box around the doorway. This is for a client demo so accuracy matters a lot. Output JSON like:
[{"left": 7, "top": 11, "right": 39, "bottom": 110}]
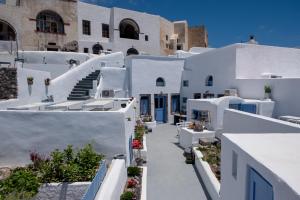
[
  {"left": 155, "top": 94, "right": 167, "bottom": 123},
  {"left": 248, "top": 168, "right": 273, "bottom": 200}
]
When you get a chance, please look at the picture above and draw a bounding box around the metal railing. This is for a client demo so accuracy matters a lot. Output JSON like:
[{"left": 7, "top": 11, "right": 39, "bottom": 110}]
[{"left": 82, "top": 160, "right": 107, "bottom": 200}]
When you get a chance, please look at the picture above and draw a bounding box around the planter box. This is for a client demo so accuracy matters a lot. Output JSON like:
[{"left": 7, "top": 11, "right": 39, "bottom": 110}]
[
  {"left": 193, "top": 147, "right": 220, "bottom": 200},
  {"left": 133, "top": 135, "right": 147, "bottom": 162},
  {"left": 179, "top": 128, "right": 215, "bottom": 148},
  {"left": 35, "top": 182, "right": 91, "bottom": 200},
  {"left": 145, "top": 121, "right": 156, "bottom": 129}
]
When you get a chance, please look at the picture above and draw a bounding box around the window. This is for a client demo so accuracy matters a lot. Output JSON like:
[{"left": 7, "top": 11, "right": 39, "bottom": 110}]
[
  {"left": 232, "top": 151, "right": 238, "bottom": 179},
  {"left": 156, "top": 77, "right": 165, "bottom": 87},
  {"left": 192, "top": 110, "right": 210, "bottom": 122},
  {"left": 171, "top": 95, "right": 180, "bottom": 113},
  {"left": 166, "top": 35, "right": 168, "bottom": 41},
  {"left": 119, "top": 18, "right": 140, "bottom": 40},
  {"left": 83, "top": 48, "right": 89, "bottom": 53},
  {"left": 82, "top": 20, "right": 91, "bottom": 35},
  {"left": 177, "top": 45, "right": 182, "bottom": 50},
  {"left": 203, "top": 93, "right": 214, "bottom": 99},
  {"left": 166, "top": 43, "right": 169, "bottom": 49},
  {"left": 145, "top": 35, "right": 148, "bottom": 41},
  {"left": 102, "top": 24, "right": 109, "bottom": 38},
  {"left": 194, "top": 93, "right": 201, "bottom": 99},
  {"left": 205, "top": 75, "right": 213, "bottom": 86},
  {"left": 183, "top": 80, "right": 189, "bottom": 87},
  {"left": 182, "top": 97, "right": 187, "bottom": 103},
  {"left": 36, "top": 10, "right": 64, "bottom": 34}
]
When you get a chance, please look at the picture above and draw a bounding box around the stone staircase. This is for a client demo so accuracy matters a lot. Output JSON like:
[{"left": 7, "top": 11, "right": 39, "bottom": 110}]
[{"left": 67, "top": 70, "right": 100, "bottom": 101}]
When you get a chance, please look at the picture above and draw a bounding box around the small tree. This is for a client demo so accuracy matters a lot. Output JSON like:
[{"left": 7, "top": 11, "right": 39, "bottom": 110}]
[{"left": 264, "top": 85, "right": 271, "bottom": 94}]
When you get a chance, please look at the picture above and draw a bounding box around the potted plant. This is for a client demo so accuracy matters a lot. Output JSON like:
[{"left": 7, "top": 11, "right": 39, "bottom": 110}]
[
  {"left": 27, "top": 77, "right": 34, "bottom": 85},
  {"left": 264, "top": 85, "right": 272, "bottom": 99},
  {"left": 44, "top": 78, "right": 51, "bottom": 86}
]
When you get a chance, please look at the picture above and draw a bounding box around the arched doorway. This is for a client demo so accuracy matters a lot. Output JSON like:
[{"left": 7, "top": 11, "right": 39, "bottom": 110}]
[
  {"left": 92, "top": 43, "right": 103, "bottom": 54},
  {"left": 0, "top": 19, "right": 16, "bottom": 41},
  {"left": 127, "top": 48, "right": 139, "bottom": 56},
  {"left": 119, "top": 18, "right": 140, "bottom": 40}
]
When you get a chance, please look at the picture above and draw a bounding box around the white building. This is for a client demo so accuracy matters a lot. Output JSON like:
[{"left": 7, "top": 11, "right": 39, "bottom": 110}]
[
  {"left": 221, "top": 133, "right": 300, "bottom": 200},
  {"left": 180, "top": 43, "right": 300, "bottom": 117}
]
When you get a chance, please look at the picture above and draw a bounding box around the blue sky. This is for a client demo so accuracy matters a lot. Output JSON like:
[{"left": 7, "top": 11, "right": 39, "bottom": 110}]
[{"left": 82, "top": 0, "right": 300, "bottom": 48}]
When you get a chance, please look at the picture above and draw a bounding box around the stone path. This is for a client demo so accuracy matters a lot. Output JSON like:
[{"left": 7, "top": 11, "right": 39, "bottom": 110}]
[{"left": 147, "top": 124, "right": 210, "bottom": 200}]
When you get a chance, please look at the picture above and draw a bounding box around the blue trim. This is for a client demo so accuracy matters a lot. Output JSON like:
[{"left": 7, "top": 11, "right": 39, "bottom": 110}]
[{"left": 82, "top": 161, "right": 107, "bottom": 200}]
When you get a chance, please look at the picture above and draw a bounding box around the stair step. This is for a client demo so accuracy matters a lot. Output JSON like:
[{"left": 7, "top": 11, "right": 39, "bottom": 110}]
[
  {"left": 74, "top": 85, "right": 93, "bottom": 89},
  {"left": 71, "top": 91, "right": 87, "bottom": 95},
  {"left": 67, "top": 96, "right": 90, "bottom": 101}
]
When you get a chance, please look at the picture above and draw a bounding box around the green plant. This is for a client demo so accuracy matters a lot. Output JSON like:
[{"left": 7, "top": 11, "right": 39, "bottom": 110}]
[
  {"left": 0, "top": 168, "right": 40, "bottom": 200},
  {"left": 264, "top": 85, "right": 271, "bottom": 93},
  {"left": 127, "top": 167, "right": 141, "bottom": 177},
  {"left": 120, "top": 191, "right": 134, "bottom": 200}
]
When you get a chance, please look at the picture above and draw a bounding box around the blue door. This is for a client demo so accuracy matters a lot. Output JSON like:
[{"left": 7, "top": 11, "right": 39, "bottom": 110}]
[
  {"left": 155, "top": 95, "right": 167, "bottom": 123},
  {"left": 248, "top": 168, "right": 273, "bottom": 200}
]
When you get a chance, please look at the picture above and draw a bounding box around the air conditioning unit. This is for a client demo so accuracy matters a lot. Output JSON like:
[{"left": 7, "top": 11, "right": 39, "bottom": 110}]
[
  {"left": 224, "top": 89, "right": 238, "bottom": 97},
  {"left": 102, "top": 90, "right": 115, "bottom": 98}
]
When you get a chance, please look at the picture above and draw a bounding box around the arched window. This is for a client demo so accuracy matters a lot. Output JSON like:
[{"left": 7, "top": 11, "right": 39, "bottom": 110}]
[
  {"left": 156, "top": 77, "right": 165, "bottom": 87},
  {"left": 92, "top": 43, "right": 103, "bottom": 54},
  {"left": 0, "top": 19, "right": 16, "bottom": 41},
  {"left": 119, "top": 18, "right": 140, "bottom": 40},
  {"left": 127, "top": 48, "right": 139, "bottom": 56},
  {"left": 36, "top": 10, "right": 64, "bottom": 34},
  {"left": 205, "top": 75, "right": 213, "bottom": 86}
]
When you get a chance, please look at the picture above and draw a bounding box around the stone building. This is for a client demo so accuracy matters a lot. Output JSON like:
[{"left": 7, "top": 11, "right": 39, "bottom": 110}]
[
  {"left": 0, "top": 0, "right": 78, "bottom": 51},
  {"left": 0, "top": 0, "right": 208, "bottom": 55}
]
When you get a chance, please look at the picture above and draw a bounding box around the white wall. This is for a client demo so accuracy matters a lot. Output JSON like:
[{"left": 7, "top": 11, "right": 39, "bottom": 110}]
[
  {"left": 236, "top": 44, "right": 300, "bottom": 79},
  {"left": 181, "top": 44, "right": 300, "bottom": 117},
  {"left": 128, "top": 56, "right": 184, "bottom": 121},
  {"left": 220, "top": 134, "right": 300, "bottom": 200},
  {"left": 95, "top": 159, "right": 127, "bottom": 200},
  {"left": 0, "top": 100, "right": 136, "bottom": 167},
  {"left": 111, "top": 7, "right": 161, "bottom": 56},
  {"left": 77, "top": 2, "right": 111, "bottom": 52},
  {"left": 50, "top": 52, "right": 124, "bottom": 102},
  {"left": 17, "top": 67, "right": 51, "bottom": 102},
  {"left": 222, "top": 109, "right": 300, "bottom": 134}
]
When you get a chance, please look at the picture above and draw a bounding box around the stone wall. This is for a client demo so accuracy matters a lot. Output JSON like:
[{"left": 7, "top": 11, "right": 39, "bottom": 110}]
[
  {"left": 0, "top": 68, "right": 17, "bottom": 99},
  {"left": 188, "top": 25, "right": 208, "bottom": 48}
]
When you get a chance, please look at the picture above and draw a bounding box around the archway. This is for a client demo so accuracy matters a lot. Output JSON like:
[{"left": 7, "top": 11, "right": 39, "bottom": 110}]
[
  {"left": 119, "top": 18, "right": 140, "bottom": 40},
  {"left": 0, "top": 19, "right": 16, "bottom": 41},
  {"left": 92, "top": 43, "right": 103, "bottom": 54},
  {"left": 127, "top": 48, "right": 139, "bottom": 56}
]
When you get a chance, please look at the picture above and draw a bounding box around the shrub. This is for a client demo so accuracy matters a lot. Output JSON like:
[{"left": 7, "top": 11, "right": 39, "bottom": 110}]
[
  {"left": 120, "top": 191, "right": 134, "bottom": 200},
  {"left": 127, "top": 167, "right": 141, "bottom": 177},
  {"left": 0, "top": 168, "right": 40, "bottom": 200}
]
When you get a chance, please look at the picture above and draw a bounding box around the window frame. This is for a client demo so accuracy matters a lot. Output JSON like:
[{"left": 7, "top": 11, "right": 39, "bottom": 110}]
[{"left": 82, "top": 20, "right": 91, "bottom": 35}]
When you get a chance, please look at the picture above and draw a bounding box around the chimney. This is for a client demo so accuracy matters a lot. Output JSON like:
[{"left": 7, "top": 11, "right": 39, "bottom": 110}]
[{"left": 248, "top": 35, "right": 258, "bottom": 44}]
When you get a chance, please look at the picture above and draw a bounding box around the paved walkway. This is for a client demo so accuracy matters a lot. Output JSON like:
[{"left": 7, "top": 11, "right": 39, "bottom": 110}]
[{"left": 147, "top": 124, "right": 210, "bottom": 200}]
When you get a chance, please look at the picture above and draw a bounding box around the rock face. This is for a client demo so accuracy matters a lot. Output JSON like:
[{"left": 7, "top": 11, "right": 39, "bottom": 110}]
[{"left": 0, "top": 68, "right": 17, "bottom": 100}]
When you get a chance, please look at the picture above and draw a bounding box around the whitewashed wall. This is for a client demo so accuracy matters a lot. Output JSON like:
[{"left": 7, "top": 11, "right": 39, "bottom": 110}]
[
  {"left": 220, "top": 134, "right": 300, "bottom": 200},
  {"left": 95, "top": 159, "right": 127, "bottom": 200},
  {"left": 222, "top": 109, "right": 300, "bottom": 134},
  {"left": 111, "top": 7, "right": 161, "bottom": 56},
  {"left": 128, "top": 56, "right": 184, "bottom": 121},
  {"left": 0, "top": 100, "right": 136, "bottom": 167},
  {"left": 77, "top": 2, "right": 112, "bottom": 52},
  {"left": 236, "top": 44, "right": 300, "bottom": 79},
  {"left": 50, "top": 52, "right": 124, "bottom": 102},
  {"left": 181, "top": 44, "right": 300, "bottom": 117},
  {"left": 17, "top": 67, "right": 51, "bottom": 102}
]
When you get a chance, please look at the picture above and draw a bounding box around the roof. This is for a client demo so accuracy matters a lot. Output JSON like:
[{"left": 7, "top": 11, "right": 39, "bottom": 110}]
[{"left": 224, "top": 133, "right": 300, "bottom": 195}]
